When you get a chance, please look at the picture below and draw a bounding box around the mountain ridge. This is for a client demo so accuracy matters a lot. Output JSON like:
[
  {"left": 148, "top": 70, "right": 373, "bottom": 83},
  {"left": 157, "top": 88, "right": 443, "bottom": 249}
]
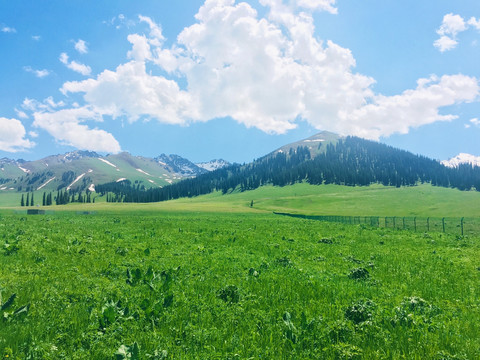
[{"left": 0, "top": 151, "right": 230, "bottom": 194}]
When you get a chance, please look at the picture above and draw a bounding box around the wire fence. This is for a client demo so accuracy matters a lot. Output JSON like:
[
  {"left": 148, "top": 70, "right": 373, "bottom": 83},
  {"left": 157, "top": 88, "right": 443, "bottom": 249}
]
[{"left": 273, "top": 212, "right": 480, "bottom": 236}]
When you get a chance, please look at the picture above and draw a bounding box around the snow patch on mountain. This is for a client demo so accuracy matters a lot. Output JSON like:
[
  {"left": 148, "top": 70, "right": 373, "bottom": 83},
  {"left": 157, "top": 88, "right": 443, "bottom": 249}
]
[
  {"left": 99, "top": 158, "right": 117, "bottom": 168},
  {"left": 442, "top": 153, "right": 480, "bottom": 168},
  {"left": 196, "top": 159, "right": 230, "bottom": 172},
  {"left": 136, "top": 168, "right": 151, "bottom": 176},
  {"left": 37, "top": 177, "right": 56, "bottom": 190},
  {"left": 67, "top": 173, "right": 86, "bottom": 190}
]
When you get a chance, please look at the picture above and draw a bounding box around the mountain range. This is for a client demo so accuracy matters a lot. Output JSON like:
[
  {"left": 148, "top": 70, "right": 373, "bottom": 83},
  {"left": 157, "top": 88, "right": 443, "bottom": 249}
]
[
  {"left": 93, "top": 132, "right": 480, "bottom": 204},
  {"left": 0, "top": 151, "right": 229, "bottom": 193},
  {"left": 1, "top": 131, "right": 479, "bottom": 200}
]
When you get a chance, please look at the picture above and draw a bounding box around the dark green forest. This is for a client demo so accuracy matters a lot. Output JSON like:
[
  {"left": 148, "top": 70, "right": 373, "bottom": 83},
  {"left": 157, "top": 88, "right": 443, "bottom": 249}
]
[{"left": 95, "top": 136, "right": 480, "bottom": 203}]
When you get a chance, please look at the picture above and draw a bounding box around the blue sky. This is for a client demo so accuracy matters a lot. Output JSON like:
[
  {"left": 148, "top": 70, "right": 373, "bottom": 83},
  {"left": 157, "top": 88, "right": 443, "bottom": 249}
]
[{"left": 0, "top": 0, "right": 479, "bottom": 163}]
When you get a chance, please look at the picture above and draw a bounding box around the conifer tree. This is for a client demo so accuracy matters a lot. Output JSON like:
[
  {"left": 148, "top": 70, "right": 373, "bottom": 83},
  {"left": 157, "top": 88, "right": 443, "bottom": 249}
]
[
  {"left": 26, "top": 193, "right": 29, "bottom": 207},
  {"left": 20, "top": 194, "right": 25, "bottom": 207},
  {"left": 30, "top": 193, "right": 34, "bottom": 206}
]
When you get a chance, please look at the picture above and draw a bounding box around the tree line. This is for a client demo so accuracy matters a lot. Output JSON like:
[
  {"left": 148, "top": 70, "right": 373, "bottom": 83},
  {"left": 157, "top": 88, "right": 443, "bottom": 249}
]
[{"left": 20, "top": 189, "right": 94, "bottom": 206}]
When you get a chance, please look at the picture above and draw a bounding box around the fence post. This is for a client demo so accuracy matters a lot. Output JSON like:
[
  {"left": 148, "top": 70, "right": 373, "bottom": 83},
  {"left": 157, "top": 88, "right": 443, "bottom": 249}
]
[
  {"left": 427, "top": 217, "right": 430, "bottom": 232},
  {"left": 461, "top": 217, "right": 464, "bottom": 236},
  {"left": 442, "top": 217, "right": 445, "bottom": 233}
]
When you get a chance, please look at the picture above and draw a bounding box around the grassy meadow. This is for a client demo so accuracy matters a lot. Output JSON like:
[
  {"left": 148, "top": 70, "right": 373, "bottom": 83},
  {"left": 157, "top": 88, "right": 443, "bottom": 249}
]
[
  {"left": 1, "top": 184, "right": 480, "bottom": 358},
  {"left": 3, "top": 183, "right": 480, "bottom": 217}
]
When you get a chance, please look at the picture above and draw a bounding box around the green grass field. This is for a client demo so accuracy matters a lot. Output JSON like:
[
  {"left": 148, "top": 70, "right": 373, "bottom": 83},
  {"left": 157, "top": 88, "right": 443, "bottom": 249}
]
[
  {"left": 1, "top": 209, "right": 480, "bottom": 359},
  {"left": 1, "top": 184, "right": 480, "bottom": 358}
]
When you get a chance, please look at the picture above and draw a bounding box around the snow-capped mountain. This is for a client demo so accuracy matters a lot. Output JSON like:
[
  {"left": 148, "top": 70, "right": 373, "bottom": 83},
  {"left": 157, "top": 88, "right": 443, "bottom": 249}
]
[
  {"left": 0, "top": 151, "right": 230, "bottom": 194},
  {"left": 196, "top": 159, "right": 231, "bottom": 171},
  {"left": 155, "top": 154, "right": 208, "bottom": 177},
  {"left": 441, "top": 153, "right": 480, "bottom": 168}
]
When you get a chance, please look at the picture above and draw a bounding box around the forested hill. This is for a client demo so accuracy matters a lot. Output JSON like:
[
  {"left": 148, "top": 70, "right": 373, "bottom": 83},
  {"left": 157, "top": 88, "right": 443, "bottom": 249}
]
[{"left": 96, "top": 136, "right": 480, "bottom": 203}]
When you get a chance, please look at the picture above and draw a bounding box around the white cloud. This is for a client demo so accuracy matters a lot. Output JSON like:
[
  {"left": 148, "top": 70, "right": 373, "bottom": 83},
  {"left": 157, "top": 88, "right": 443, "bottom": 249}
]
[
  {"left": 470, "top": 118, "right": 480, "bottom": 127},
  {"left": 434, "top": 35, "right": 458, "bottom": 52},
  {"left": 296, "top": 0, "right": 337, "bottom": 14},
  {"left": 1, "top": 26, "right": 16, "bottom": 33},
  {"left": 468, "top": 17, "right": 480, "bottom": 30},
  {"left": 105, "top": 14, "right": 136, "bottom": 29},
  {"left": 74, "top": 39, "right": 88, "bottom": 54},
  {"left": 434, "top": 14, "right": 480, "bottom": 52},
  {"left": 0, "top": 117, "right": 35, "bottom": 152},
  {"left": 437, "top": 13, "right": 467, "bottom": 37},
  {"left": 32, "top": 107, "right": 121, "bottom": 153},
  {"left": 344, "top": 75, "right": 479, "bottom": 139},
  {"left": 29, "top": 131, "right": 39, "bottom": 138},
  {"left": 18, "top": 0, "right": 480, "bottom": 152},
  {"left": 56, "top": 1, "right": 480, "bottom": 140},
  {"left": 59, "top": 52, "right": 92, "bottom": 76},
  {"left": 22, "top": 97, "right": 65, "bottom": 112},
  {"left": 32, "top": 35, "right": 41, "bottom": 41},
  {"left": 138, "top": 15, "right": 165, "bottom": 44},
  {"left": 61, "top": 61, "right": 197, "bottom": 125},
  {"left": 15, "top": 108, "right": 28, "bottom": 119},
  {"left": 127, "top": 34, "right": 152, "bottom": 61},
  {"left": 24, "top": 66, "right": 50, "bottom": 78}
]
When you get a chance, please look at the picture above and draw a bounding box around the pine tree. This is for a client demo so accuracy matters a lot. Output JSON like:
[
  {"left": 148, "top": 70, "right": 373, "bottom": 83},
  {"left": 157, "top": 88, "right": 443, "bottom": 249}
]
[
  {"left": 20, "top": 194, "right": 25, "bottom": 207},
  {"left": 26, "top": 193, "right": 29, "bottom": 207},
  {"left": 30, "top": 193, "right": 34, "bottom": 206},
  {"left": 43, "top": 192, "right": 46, "bottom": 206}
]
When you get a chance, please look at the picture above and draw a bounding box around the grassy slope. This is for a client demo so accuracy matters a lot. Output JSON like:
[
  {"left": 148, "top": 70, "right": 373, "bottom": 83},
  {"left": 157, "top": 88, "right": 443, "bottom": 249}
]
[{"left": 1, "top": 183, "right": 479, "bottom": 218}]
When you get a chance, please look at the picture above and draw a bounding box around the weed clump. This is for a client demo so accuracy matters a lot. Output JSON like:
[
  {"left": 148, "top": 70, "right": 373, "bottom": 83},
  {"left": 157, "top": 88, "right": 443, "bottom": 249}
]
[
  {"left": 344, "top": 299, "right": 376, "bottom": 324},
  {"left": 348, "top": 267, "right": 370, "bottom": 280},
  {"left": 390, "top": 296, "right": 441, "bottom": 328},
  {"left": 275, "top": 256, "right": 294, "bottom": 267},
  {"left": 3, "top": 240, "right": 19, "bottom": 256},
  {"left": 332, "top": 343, "right": 363, "bottom": 360},
  {"left": 217, "top": 285, "right": 240, "bottom": 304}
]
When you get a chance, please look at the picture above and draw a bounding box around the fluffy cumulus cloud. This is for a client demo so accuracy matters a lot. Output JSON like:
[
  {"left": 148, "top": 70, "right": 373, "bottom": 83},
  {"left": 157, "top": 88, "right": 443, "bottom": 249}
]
[
  {"left": 13, "top": 0, "right": 480, "bottom": 152},
  {"left": 0, "top": 117, "right": 35, "bottom": 152},
  {"left": 59, "top": 0, "right": 476, "bottom": 139},
  {"left": 434, "top": 13, "right": 480, "bottom": 52},
  {"left": 61, "top": 61, "right": 197, "bottom": 125},
  {"left": 32, "top": 107, "right": 121, "bottom": 153},
  {"left": 346, "top": 75, "right": 479, "bottom": 139}
]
